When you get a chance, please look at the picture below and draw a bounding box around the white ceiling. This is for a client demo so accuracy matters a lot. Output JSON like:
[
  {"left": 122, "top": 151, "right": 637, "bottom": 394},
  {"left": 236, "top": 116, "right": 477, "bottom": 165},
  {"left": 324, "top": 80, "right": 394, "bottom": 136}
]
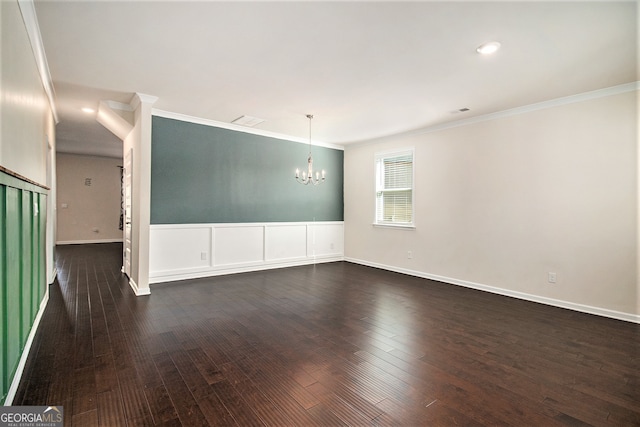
[{"left": 34, "top": 1, "right": 637, "bottom": 158}]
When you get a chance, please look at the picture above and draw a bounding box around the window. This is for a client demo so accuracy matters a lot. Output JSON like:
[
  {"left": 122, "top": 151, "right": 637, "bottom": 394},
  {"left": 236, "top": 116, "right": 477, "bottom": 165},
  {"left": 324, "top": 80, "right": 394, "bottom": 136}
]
[{"left": 375, "top": 148, "right": 414, "bottom": 227}]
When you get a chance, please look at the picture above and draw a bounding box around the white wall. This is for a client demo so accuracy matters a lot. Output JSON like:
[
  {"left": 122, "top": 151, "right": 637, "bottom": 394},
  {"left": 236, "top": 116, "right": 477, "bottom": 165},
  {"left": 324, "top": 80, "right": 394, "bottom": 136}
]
[
  {"left": 345, "top": 87, "right": 638, "bottom": 321},
  {"left": 636, "top": 3, "right": 640, "bottom": 318},
  {"left": 56, "top": 153, "right": 123, "bottom": 244},
  {"left": 0, "top": 0, "right": 51, "bottom": 184}
]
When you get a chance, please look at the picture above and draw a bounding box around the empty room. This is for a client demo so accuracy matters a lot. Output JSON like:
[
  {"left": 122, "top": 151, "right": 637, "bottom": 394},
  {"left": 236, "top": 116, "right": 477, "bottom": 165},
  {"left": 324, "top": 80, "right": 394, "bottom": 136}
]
[{"left": 1, "top": 1, "right": 638, "bottom": 425}]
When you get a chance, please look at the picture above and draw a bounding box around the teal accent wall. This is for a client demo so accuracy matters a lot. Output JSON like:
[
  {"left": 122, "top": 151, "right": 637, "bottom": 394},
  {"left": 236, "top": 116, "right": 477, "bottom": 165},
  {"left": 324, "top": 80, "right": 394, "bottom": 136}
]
[
  {"left": 151, "top": 116, "right": 344, "bottom": 224},
  {"left": 0, "top": 171, "right": 47, "bottom": 403}
]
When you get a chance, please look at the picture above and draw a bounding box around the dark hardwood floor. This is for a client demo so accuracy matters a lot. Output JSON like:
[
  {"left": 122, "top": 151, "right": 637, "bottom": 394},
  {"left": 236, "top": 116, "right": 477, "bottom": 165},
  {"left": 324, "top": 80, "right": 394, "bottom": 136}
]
[{"left": 14, "top": 243, "right": 640, "bottom": 426}]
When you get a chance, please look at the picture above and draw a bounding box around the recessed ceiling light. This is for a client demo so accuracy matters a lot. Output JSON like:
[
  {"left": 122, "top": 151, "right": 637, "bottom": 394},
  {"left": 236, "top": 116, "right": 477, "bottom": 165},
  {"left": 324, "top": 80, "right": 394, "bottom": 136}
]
[
  {"left": 476, "top": 41, "right": 501, "bottom": 55},
  {"left": 81, "top": 107, "right": 95, "bottom": 114}
]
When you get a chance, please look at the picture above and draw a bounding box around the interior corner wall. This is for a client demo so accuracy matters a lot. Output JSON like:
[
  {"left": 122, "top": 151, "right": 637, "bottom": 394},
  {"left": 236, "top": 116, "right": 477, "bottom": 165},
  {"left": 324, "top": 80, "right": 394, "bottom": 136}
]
[
  {"left": 0, "top": 0, "right": 54, "bottom": 404},
  {"left": 344, "top": 89, "right": 638, "bottom": 321},
  {"left": 56, "top": 153, "right": 123, "bottom": 244}
]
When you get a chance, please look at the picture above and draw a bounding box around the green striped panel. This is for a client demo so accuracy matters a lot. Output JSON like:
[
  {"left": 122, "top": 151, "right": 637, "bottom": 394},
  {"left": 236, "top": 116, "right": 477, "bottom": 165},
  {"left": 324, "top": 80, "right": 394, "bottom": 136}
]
[
  {"left": 4, "top": 187, "right": 21, "bottom": 398},
  {"left": 0, "top": 173, "right": 48, "bottom": 403},
  {"left": 21, "top": 190, "right": 32, "bottom": 346},
  {"left": 0, "top": 185, "right": 5, "bottom": 401}
]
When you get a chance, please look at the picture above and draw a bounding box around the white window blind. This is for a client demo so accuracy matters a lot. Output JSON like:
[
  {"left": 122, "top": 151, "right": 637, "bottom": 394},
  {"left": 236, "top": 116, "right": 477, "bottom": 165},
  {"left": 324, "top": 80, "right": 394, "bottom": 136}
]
[{"left": 375, "top": 149, "right": 414, "bottom": 226}]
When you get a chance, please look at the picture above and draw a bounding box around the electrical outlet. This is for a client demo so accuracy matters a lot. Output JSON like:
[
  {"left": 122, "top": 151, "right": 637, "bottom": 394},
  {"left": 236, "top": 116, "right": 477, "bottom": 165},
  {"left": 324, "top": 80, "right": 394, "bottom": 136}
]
[
  {"left": 548, "top": 272, "right": 557, "bottom": 283},
  {"left": 407, "top": 251, "right": 413, "bottom": 259},
  {"left": 201, "top": 252, "right": 207, "bottom": 261}
]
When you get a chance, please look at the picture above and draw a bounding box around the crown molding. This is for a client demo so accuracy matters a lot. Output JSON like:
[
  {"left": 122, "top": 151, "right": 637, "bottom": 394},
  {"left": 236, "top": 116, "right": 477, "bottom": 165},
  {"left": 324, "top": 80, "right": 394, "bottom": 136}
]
[
  {"left": 353, "top": 81, "right": 640, "bottom": 147},
  {"left": 424, "top": 81, "right": 640, "bottom": 134},
  {"left": 152, "top": 109, "right": 345, "bottom": 151},
  {"left": 17, "top": 0, "right": 58, "bottom": 123},
  {"left": 130, "top": 93, "right": 159, "bottom": 110}
]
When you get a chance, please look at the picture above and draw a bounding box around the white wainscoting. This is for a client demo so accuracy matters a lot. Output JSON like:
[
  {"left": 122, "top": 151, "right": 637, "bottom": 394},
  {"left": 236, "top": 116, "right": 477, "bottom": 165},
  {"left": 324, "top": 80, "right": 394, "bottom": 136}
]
[{"left": 149, "top": 222, "right": 344, "bottom": 284}]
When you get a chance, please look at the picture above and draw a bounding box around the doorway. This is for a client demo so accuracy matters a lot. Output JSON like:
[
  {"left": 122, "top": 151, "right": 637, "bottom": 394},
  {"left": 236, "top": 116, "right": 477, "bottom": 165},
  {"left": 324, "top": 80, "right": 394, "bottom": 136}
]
[{"left": 123, "top": 148, "right": 132, "bottom": 277}]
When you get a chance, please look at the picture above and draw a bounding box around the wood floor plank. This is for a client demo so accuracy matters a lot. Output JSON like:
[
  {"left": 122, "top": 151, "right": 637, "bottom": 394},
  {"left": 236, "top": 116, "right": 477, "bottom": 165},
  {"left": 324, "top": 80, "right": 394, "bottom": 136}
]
[
  {"left": 244, "top": 352, "right": 321, "bottom": 410},
  {"left": 72, "top": 365, "right": 97, "bottom": 416},
  {"left": 232, "top": 356, "right": 322, "bottom": 426},
  {"left": 143, "top": 384, "right": 180, "bottom": 426},
  {"left": 305, "top": 403, "right": 349, "bottom": 426},
  {"left": 186, "top": 347, "right": 225, "bottom": 385},
  {"left": 71, "top": 409, "right": 98, "bottom": 427},
  {"left": 88, "top": 267, "right": 111, "bottom": 358},
  {"left": 13, "top": 243, "right": 640, "bottom": 426},
  {"left": 306, "top": 379, "right": 381, "bottom": 425},
  {"left": 116, "top": 367, "right": 154, "bottom": 425},
  {"left": 209, "top": 380, "right": 265, "bottom": 427},
  {"left": 94, "top": 354, "right": 118, "bottom": 393},
  {"left": 96, "top": 390, "right": 126, "bottom": 427},
  {"left": 218, "top": 360, "right": 294, "bottom": 426},
  {"left": 46, "top": 367, "right": 74, "bottom": 418},
  {"left": 193, "top": 389, "right": 239, "bottom": 427},
  {"left": 152, "top": 351, "right": 210, "bottom": 426}
]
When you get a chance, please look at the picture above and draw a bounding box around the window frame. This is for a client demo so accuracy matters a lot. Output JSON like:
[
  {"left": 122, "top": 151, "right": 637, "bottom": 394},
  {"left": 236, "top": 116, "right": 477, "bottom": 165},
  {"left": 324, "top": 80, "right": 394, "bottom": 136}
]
[{"left": 373, "top": 147, "right": 415, "bottom": 229}]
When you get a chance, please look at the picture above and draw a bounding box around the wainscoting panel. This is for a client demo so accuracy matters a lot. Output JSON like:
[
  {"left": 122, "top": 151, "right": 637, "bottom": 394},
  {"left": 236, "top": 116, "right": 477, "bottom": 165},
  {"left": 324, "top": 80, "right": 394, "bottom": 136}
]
[
  {"left": 149, "top": 222, "right": 344, "bottom": 284},
  {"left": 214, "top": 226, "right": 264, "bottom": 267},
  {"left": 0, "top": 169, "right": 48, "bottom": 404},
  {"left": 265, "top": 224, "right": 307, "bottom": 261},
  {"left": 308, "top": 223, "right": 344, "bottom": 257},
  {"left": 149, "top": 226, "right": 212, "bottom": 274}
]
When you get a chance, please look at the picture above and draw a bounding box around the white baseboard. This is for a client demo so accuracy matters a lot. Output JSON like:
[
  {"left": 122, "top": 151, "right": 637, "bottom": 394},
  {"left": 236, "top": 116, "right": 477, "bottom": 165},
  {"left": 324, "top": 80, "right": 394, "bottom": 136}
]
[
  {"left": 345, "top": 257, "right": 640, "bottom": 324},
  {"left": 127, "top": 276, "right": 150, "bottom": 296},
  {"left": 48, "top": 267, "right": 57, "bottom": 285},
  {"left": 3, "top": 284, "right": 50, "bottom": 405},
  {"left": 57, "top": 238, "right": 123, "bottom": 245}
]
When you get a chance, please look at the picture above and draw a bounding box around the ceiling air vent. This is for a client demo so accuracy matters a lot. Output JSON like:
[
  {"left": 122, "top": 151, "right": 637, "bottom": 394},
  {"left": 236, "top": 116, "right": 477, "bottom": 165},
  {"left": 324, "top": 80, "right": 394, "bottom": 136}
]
[{"left": 231, "top": 115, "right": 265, "bottom": 127}]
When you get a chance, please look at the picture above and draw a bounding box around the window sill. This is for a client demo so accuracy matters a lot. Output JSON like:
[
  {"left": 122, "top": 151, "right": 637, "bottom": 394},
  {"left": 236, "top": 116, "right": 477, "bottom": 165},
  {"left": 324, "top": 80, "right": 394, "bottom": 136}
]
[{"left": 372, "top": 223, "right": 416, "bottom": 230}]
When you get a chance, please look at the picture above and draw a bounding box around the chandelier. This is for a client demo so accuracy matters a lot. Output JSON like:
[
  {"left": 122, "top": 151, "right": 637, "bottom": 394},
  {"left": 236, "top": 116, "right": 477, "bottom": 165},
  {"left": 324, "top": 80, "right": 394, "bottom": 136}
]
[{"left": 295, "top": 114, "right": 326, "bottom": 185}]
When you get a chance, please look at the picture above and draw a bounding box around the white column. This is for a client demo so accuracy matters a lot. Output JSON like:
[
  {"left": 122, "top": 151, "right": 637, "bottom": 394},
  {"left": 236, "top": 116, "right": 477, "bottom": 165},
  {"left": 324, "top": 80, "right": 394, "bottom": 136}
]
[{"left": 124, "top": 93, "right": 157, "bottom": 296}]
